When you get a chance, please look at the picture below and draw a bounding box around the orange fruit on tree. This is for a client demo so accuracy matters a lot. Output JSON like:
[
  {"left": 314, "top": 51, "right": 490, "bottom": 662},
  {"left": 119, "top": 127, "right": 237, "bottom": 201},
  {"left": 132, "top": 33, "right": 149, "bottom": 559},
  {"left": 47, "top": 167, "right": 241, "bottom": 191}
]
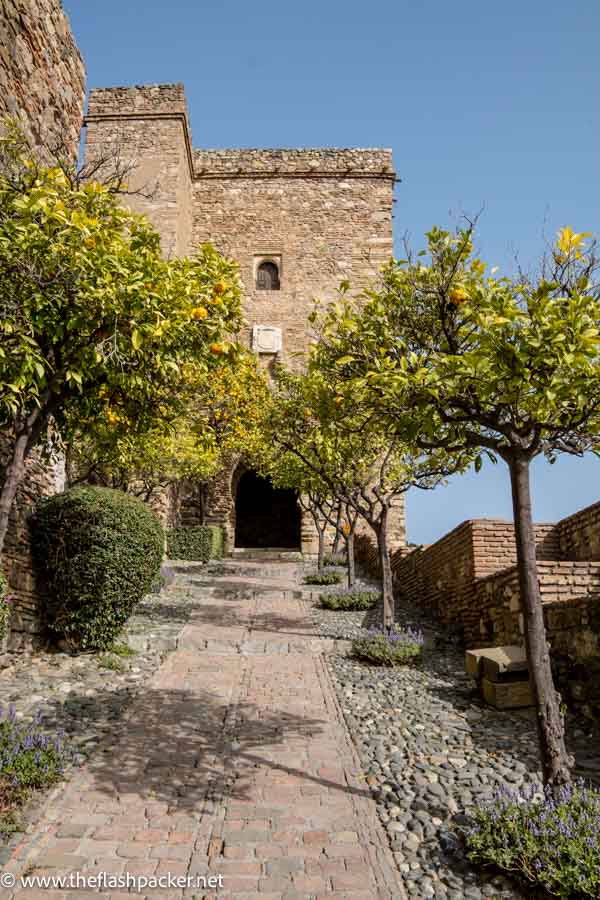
[
  {"left": 210, "top": 342, "right": 224, "bottom": 355},
  {"left": 191, "top": 306, "right": 208, "bottom": 320},
  {"left": 449, "top": 287, "right": 469, "bottom": 304},
  {"left": 213, "top": 281, "right": 226, "bottom": 295}
]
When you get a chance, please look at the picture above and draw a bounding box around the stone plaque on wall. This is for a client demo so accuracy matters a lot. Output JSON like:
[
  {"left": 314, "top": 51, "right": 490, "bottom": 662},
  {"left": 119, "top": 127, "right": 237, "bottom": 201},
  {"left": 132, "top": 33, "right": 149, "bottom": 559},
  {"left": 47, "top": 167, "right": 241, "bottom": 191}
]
[{"left": 252, "top": 326, "right": 282, "bottom": 354}]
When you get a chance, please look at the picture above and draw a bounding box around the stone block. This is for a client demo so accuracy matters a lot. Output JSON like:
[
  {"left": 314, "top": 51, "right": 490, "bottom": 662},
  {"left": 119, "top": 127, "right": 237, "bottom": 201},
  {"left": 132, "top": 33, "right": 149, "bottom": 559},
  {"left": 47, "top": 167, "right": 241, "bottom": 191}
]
[
  {"left": 481, "top": 677, "right": 533, "bottom": 709},
  {"left": 465, "top": 645, "right": 527, "bottom": 680}
]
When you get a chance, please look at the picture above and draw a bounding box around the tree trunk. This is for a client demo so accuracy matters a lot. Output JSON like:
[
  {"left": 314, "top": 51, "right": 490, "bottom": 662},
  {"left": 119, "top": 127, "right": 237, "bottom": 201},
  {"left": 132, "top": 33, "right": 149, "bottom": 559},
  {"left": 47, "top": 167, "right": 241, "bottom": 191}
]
[
  {"left": 317, "top": 527, "right": 326, "bottom": 571},
  {"left": 308, "top": 506, "right": 326, "bottom": 571},
  {"left": 508, "top": 453, "right": 573, "bottom": 786},
  {"left": 332, "top": 503, "right": 342, "bottom": 555},
  {"left": 375, "top": 508, "right": 394, "bottom": 630},
  {"left": 0, "top": 431, "right": 30, "bottom": 556},
  {"left": 346, "top": 530, "right": 355, "bottom": 588}
]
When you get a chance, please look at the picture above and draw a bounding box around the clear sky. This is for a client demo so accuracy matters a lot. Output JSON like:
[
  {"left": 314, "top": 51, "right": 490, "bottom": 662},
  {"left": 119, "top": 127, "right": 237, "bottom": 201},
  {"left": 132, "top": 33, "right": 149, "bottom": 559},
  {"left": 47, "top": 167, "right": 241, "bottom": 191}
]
[{"left": 63, "top": 0, "right": 600, "bottom": 544}]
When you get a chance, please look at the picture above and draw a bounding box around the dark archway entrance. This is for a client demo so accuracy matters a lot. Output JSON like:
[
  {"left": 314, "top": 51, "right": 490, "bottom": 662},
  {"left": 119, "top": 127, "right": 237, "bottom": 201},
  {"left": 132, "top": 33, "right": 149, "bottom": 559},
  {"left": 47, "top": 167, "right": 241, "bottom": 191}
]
[{"left": 234, "top": 471, "right": 301, "bottom": 549}]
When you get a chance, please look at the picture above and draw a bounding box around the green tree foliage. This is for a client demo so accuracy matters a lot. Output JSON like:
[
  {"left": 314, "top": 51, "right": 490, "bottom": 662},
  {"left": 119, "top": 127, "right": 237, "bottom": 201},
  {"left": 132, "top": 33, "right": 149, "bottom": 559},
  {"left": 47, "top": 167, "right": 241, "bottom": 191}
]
[
  {"left": 0, "top": 125, "right": 242, "bottom": 555},
  {"left": 259, "top": 366, "right": 466, "bottom": 626},
  {"left": 311, "top": 222, "right": 600, "bottom": 786},
  {"left": 67, "top": 352, "right": 269, "bottom": 504}
]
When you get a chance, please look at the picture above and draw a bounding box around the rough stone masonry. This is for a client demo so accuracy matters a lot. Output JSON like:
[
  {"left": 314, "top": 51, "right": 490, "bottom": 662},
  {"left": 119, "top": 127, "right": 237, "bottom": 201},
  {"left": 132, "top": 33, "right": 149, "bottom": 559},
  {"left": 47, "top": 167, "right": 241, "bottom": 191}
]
[
  {"left": 0, "top": 0, "right": 85, "bottom": 651},
  {"left": 83, "top": 83, "right": 406, "bottom": 554}
]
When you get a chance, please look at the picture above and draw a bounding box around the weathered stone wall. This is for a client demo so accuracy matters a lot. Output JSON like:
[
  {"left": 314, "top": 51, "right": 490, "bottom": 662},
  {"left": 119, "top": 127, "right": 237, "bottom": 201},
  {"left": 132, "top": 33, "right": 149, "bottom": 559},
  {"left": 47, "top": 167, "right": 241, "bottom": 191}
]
[
  {"left": 468, "top": 561, "right": 600, "bottom": 721},
  {"left": 1, "top": 439, "right": 65, "bottom": 652},
  {"left": 192, "top": 148, "right": 395, "bottom": 365},
  {"left": 82, "top": 83, "right": 405, "bottom": 552},
  {"left": 192, "top": 144, "right": 401, "bottom": 548},
  {"left": 0, "top": 0, "right": 84, "bottom": 652},
  {"left": 85, "top": 84, "right": 193, "bottom": 258},
  {"left": 0, "top": 0, "right": 85, "bottom": 158}
]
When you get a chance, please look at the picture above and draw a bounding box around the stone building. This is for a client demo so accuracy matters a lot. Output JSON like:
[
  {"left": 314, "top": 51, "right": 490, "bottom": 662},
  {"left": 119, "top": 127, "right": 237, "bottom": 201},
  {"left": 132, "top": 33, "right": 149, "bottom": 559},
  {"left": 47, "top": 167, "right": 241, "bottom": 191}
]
[
  {"left": 84, "top": 83, "right": 406, "bottom": 554},
  {"left": 0, "top": 0, "right": 86, "bottom": 650}
]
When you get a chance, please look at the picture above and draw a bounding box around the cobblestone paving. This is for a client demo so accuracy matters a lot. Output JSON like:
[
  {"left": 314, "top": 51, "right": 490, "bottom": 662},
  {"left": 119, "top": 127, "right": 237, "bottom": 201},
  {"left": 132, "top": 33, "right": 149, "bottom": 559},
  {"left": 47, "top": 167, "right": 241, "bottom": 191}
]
[
  {"left": 1, "top": 559, "right": 404, "bottom": 900},
  {"left": 0, "top": 578, "right": 195, "bottom": 773},
  {"left": 322, "top": 598, "right": 600, "bottom": 900}
]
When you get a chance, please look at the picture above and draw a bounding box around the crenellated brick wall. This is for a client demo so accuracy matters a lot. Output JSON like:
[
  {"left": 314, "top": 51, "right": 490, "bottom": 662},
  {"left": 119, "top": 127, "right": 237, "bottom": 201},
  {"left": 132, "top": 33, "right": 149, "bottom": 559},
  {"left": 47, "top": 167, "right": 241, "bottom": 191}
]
[
  {"left": 391, "top": 518, "right": 558, "bottom": 625},
  {"left": 558, "top": 501, "right": 600, "bottom": 562},
  {"left": 356, "top": 500, "right": 600, "bottom": 720}
]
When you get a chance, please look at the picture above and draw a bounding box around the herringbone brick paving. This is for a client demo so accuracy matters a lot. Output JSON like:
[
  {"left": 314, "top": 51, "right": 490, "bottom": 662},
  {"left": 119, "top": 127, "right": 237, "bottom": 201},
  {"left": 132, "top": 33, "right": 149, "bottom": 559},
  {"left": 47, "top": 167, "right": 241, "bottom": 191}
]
[{"left": 2, "top": 559, "right": 404, "bottom": 899}]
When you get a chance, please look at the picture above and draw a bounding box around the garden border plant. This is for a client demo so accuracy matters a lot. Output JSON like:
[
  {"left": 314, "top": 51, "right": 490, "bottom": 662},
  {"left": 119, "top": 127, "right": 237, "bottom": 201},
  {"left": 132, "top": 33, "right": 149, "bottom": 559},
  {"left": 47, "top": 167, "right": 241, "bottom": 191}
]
[
  {"left": 463, "top": 779, "right": 600, "bottom": 898},
  {"left": 0, "top": 570, "right": 9, "bottom": 647},
  {"left": 304, "top": 571, "right": 343, "bottom": 586},
  {"left": 352, "top": 625, "right": 424, "bottom": 667},
  {"left": 166, "top": 525, "right": 223, "bottom": 562},
  {"left": 0, "top": 705, "right": 69, "bottom": 842},
  {"left": 319, "top": 589, "right": 381, "bottom": 611}
]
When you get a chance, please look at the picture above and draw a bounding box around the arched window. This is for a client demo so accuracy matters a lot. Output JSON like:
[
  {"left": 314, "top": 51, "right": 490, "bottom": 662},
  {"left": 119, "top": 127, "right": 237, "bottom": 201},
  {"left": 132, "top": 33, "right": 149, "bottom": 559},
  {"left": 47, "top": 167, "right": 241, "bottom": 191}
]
[{"left": 256, "top": 261, "right": 280, "bottom": 291}]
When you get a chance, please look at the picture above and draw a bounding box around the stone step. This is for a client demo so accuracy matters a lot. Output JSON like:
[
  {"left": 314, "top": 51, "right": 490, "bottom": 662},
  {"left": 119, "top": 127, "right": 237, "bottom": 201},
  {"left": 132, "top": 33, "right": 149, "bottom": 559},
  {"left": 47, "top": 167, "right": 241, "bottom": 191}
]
[{"left": 230, "top": 548, "right": 306, "bottom": 560}]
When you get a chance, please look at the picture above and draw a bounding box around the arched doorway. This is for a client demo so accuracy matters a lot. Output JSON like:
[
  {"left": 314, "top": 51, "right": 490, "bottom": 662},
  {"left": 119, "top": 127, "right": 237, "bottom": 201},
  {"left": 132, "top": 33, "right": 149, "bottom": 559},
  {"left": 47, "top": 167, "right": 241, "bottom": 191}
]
[{"left": 234, "top": 471, "right": 301, "bottom": 549}]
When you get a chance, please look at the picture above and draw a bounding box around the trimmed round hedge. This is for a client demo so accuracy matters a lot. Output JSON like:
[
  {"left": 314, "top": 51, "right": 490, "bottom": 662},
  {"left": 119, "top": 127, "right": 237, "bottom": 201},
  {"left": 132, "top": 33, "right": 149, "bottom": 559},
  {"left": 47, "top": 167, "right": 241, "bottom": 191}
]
[
  {"left": 166, "top": 525, "right": 223, "bottom": 562},
  {"left": 32, "top": 486, "right": 164, "bottom": 651}
]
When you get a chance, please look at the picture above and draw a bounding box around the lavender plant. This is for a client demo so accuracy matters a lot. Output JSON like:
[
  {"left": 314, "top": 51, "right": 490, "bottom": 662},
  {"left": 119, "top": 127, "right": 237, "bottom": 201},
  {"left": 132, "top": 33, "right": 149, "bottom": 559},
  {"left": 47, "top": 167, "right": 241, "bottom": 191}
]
[
  {"left": 319, "top": 589, "right": 380, "bottom": 611},
  {"left": 0, "top": 704, "right": 70, "bottom": 839},
  {"left": 352, "top": 624, "right": 424, "bottom": 666},
  {"left": 463, "top": 780, "right": 600, "bottom": 898}
]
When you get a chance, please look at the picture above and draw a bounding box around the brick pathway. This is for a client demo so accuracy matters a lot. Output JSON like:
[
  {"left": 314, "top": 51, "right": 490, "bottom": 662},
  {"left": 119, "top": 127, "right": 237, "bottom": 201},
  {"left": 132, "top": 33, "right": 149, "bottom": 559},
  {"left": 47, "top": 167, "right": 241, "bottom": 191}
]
[{"left": 3, "top": 559, "right": 404, "bottom": 899}]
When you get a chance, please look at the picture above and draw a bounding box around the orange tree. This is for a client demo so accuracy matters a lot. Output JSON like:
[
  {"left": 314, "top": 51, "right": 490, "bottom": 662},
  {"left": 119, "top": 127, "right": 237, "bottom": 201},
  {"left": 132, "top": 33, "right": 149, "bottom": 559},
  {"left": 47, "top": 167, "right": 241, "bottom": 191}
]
[
  {"left": 311, "top": 223, "right": 600, "bottom": 787},
  {"left": 69, "top": 352, "right": 270, "bottom": 504},
  {"left": 259, "top": 366, "right": 467, "bottom": 621},
  {"left": 0, "top": 127, "right": 241, "bottom": 555}
]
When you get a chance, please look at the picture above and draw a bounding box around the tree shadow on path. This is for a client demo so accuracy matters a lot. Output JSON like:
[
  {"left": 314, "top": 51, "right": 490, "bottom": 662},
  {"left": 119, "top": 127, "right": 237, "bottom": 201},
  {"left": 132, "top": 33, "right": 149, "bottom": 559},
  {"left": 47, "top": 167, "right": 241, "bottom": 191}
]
[{"left": 59, "top": 684, "right": 373, "bottom": 814}]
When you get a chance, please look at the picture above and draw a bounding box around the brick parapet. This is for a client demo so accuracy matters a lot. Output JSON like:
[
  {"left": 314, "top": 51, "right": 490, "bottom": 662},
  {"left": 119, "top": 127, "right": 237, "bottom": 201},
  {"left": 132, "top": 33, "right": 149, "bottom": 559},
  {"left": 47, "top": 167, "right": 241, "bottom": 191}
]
[{"left": 557, "top": 499, "right": 600, "bottom": 561}]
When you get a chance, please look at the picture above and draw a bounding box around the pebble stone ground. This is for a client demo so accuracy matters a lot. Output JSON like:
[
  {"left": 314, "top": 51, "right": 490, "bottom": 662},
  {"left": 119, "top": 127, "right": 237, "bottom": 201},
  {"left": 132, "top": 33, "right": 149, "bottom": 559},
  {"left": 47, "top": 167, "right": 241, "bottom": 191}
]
[
  {"left": 311, "top": 574, "right": 600, "bottom": 900},
  {"left": 3, "top": 559, "right": 599, "bottom": 900},
  {"left": 1, "top": 560, "right": 405, "bottom": 900}
]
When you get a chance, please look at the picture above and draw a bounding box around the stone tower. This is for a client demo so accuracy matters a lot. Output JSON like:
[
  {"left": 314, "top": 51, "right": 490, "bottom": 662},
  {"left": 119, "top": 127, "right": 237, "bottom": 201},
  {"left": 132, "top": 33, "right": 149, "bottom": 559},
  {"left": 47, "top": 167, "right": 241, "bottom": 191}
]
[{"left": 84, "top": 83, "right": 405, "bottom": 554}]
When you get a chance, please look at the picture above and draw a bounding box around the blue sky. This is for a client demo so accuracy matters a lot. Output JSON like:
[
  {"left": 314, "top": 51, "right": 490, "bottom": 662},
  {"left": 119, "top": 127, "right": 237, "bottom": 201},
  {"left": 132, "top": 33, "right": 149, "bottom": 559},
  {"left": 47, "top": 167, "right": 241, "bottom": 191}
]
[{"left": 64, "top": 0, "right": 600, "bottom": 544}]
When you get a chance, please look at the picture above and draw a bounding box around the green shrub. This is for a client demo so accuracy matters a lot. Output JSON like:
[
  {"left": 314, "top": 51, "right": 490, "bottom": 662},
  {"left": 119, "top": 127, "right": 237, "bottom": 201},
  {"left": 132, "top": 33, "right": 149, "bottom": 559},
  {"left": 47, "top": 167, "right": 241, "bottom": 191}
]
[
  {"left": 352, "top": 625, "right": 424, "bottom": 666},
  {"left": 107, "top": 641, "right": 136, "bottom": 658},
  {"left": 323, "top": 552, "right": 347, "bottom": 567},
  {"left": 97, "top": 653, "right": 126, "bottom": 672},
  {"left": 166, "top": 525, "right": 223, "bottom": 561},
  {"left": 304, "top": 571, "right": 342, "bottom": 586},
  {"left": 319, "top": 590, "right": 381, "bottom": 611},
  {"left": 0, "top": 571, "right": 9, "bottom": 645},
  {"left": 463, "top": 780, "right": 600, "bottom": 898},
  {"left": 32, "top": 486, "right": 163, "bottom": 651}
]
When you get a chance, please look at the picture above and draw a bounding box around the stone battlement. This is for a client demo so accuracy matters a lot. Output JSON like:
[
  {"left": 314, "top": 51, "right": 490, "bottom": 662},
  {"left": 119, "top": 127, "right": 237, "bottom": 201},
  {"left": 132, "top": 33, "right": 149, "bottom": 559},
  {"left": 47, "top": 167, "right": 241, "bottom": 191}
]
[
  {"left": 86, "top": 83, "right": 189, "bottom": 119},
  {"left": 193, "top": 147, "right": 395, "bottom": 179}
]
